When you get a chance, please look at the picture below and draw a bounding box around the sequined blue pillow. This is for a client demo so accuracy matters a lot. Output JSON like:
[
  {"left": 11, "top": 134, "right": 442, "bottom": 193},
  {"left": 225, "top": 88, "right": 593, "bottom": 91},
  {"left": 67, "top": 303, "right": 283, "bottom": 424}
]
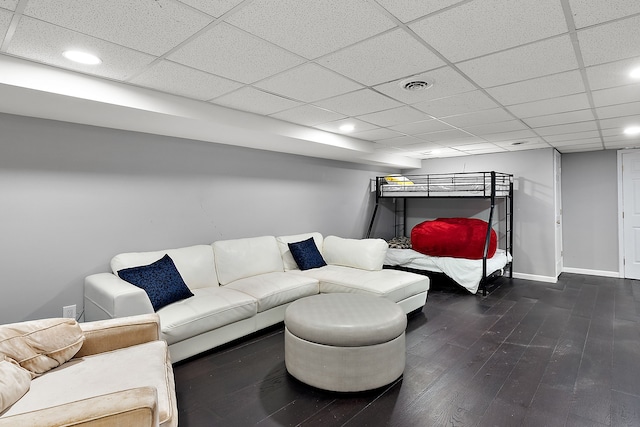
[
  {"left": 118, "top": 254, "right": 194, "bottom": 311},
  {"left": 288, "top": 237, "right": 327, "bottom": 271}
]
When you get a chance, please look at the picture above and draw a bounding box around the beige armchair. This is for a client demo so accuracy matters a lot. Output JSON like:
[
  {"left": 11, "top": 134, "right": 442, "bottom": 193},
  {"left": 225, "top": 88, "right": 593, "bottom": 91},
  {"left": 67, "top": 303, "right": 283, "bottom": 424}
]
[{"left": 0, "top": 314, "right": 177, "bottom": 427}]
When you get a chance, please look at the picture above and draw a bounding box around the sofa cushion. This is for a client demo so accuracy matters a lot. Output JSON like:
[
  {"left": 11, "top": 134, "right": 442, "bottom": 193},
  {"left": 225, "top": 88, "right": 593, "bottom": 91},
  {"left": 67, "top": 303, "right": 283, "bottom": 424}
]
[
  {"left": 118, "top": 254, "right": 194, "bottom": 312},
  {"left": 0, "top": 340, "right": 175, "bottom": 426},
  {"left": 112, "top": 245, "right": 218, "bottom": 290},
  {"left": 0, "top": 318, "right": 84, "bottom": 377},
  {"left": 157, "top": 287, "right": 257, "bottom": 345},
  {"left": 322, "top": 236, "right": 388, "bottom": 271},
  {"left": 276, "top": 232, "right": 324, "bottom": 271},
  {"left": 213, "top": 236, "right": 284, "bottom": 285},
  {"left": 293, "top": 265, "right": 429, "bottom": 303},
  {"left": 288, "top": 238, "right": 327, "bottom": 271},
  {"left": 0, "top": 356, "right": 31, "bottom": 413},
  {"left": 225, "top": 272, "right": 319, "bottom": 312}
]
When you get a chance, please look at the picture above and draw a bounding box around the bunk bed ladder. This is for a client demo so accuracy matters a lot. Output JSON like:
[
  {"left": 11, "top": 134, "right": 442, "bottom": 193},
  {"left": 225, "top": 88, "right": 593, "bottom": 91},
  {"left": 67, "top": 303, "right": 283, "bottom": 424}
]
[{"left": 479, "top": 171, "right": 496, "bottom": 296}]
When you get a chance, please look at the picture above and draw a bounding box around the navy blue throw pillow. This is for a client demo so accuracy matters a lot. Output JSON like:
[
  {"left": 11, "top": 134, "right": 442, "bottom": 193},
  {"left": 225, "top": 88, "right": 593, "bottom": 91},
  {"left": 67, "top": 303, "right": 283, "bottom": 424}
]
[
  {"left": 288, "top": 238, "right": 327, "bottom": 271},
  {"left": 118, "top": 254, "right": 194, "bottom": 311}
]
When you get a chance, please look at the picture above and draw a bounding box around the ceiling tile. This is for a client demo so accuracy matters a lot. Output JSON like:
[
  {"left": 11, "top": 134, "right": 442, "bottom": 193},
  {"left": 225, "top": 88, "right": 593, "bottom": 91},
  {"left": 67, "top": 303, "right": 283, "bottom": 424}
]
[
  {"left": 212, "top": 87, "right": 302, "bottom": 115},
  {"left": 23, "top": 0, "right": 212, "bottom": 56},
  {"left": 569, "top": 0, "right": 640, "bottom": 28},
  {"left": 314, "top": 118, "right": 377, "bottom": 134},
  {"left": 0, "top": 1, "right": 19, "bottom": 11},
  {"left": 533, "top": 121, "right": 598, "bottom": 136},
  {"left": 7, "top": 17, "right": 155, "bottom": 80},
  {"left": 376, "top": 135, "right": 426, "bottom": 146},
  {"left": 430, "top": 137, "right": 483, "bottom": 147},
  {"left": 487, "top": 70, "right": 585, "bottom": 105},
  {"left": 373, "top": 66, "right": 477, "bottom": 104},
  {"left": 318, "top": 29, "right": 444, "bottom": 86},
  {"left": 255, "top": 63, "right": 362, "bottom": 103},
  {"left": 481, "top": 129, "right": 539, "bottom": 142},
  {"left": 270, "top": 104, "right": 345, "bottom": 126},
  {"left": 550, "top": 137, "right": 602, "bottom": 147},
  {"left": 357, "top": 106, "right": 431, "bottom": 127},
  {"left": 129, "top": 60, "right": 242, "bottom": 101},
  {"left": 169, "top": 23, "right": 304, "bottom": 84},
  {"left": 313, "top": 89, "right": 402, "bottom": 116},
  {"left": 558, "top": 143, "right": 603, "bottom": 152},
  {"left": 178, "top": 0, "right": 246, "bottom": 18},
  {"left": 578, "top": 15, "right": 640, "bottom": 66},
  {"left": 409, "top": 0, "right": 566, "bottom": 62},
  {"left": 398, "top": 141, "right": 446, "bottom": 153},
  {"left": 389, "top": 118, "right": 456, "bottom": 134},
  {"left": 523, "top": 109, "right": 595, "bottom": 128},
  {"left": 585, "top": 57, "right": 640, "bottom": 90},
  {"left": 544, "top": 130, "right": 600, "bottom": 142},
  {"left": 376, "top": 0, "right": 464, "bottom": 22},
  {"left": 225, "top": 0, "right": 395, "bottom": 59},
  {"left": 493, "top": 137, "right": 546, "bottom": 148},
  {"left": 596, "top": 101, "right": 640, "bottom": 119},
  {"left": 499, "top": 141, "right": 550, "bottom": 151},
  {"left": 592, "top": 84, "right": 640, "bottom": 107},
  {"left": 0, "top": 8, "right": 11, "bottom": 33},
  {"left": 599, "top": 116, "right": 640, "bottom": 131},
  {"left": 416, "top": 129, "right": 474, "bottom": 142},
  {"left": 605, "top": 141, "right": 640, "bottom": 150},
  {"left": 462, "top": 120, "right": 529, "bottom": 135},
  {"left": 417, "top": 147, "right": 469, "bottom": 158},
  {"left": 412, "top": 90, "right": 500, "bottom": 118},
  {"left": 440, "top": 108, "right": 515, "bottom": 128},
  {"left": 458, "top": 36, "right": 579, "bottom": 88},
  {"left": 352, "top": 128, "right": 405, "bottom": 141},
  {"left": 507, "top": 93, "right": 590, "bottom": 118}
]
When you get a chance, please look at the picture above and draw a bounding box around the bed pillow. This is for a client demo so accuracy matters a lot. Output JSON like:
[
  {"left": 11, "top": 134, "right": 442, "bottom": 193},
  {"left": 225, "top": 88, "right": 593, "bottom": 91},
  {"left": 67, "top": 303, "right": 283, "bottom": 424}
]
[
  {"left": 118, "top": 254, "right": 194, "bottom": 311},
  {"left": 411, "top": 217, "right": 497, "bottom": 260},
  {"left": 384, "top": 175, "right": 414, "bottom": 185},
  {"left": 288, "top": 238, "right": 327, "bottom": 271},
  {"left": 0, "top": 355, "right": 31, "bottom": 412},
  {"left": 0, "top": 318, "right": 84, "bottom": 377}
]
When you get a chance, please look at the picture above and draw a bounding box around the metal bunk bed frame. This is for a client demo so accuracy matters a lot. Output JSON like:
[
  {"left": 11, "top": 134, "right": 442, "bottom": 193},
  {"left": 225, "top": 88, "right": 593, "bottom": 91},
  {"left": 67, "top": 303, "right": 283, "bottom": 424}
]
[{"left": 366, "top": 171, "right": 514, "bottom": 296}]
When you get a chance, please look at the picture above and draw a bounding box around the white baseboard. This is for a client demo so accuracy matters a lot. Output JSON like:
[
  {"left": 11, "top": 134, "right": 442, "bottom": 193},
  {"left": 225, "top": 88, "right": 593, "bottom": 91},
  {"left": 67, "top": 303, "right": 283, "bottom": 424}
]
[
  {"left": 562, "top": 267, "right": 620, "bottom": 278},
  {"left": 512, "top": 272, "right": 558, "bottom": 283}
]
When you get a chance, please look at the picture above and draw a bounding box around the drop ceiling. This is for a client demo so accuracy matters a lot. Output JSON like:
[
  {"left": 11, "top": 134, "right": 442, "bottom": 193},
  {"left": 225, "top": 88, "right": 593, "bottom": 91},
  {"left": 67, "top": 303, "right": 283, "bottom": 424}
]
[{"left": 0, "top": 0, "right": 639, "bottom": 168}]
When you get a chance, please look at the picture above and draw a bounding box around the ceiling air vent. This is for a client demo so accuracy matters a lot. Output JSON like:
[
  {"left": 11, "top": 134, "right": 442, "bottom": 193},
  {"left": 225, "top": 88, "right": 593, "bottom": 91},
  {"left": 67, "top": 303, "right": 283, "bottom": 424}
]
[{"left": 400, "top": 77, "right": 434, "bottom": 91}]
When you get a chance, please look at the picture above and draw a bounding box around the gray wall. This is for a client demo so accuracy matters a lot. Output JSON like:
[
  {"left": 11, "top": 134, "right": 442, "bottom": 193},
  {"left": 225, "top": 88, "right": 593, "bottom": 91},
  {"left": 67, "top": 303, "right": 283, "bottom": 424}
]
[
  {"left": 561, "top": 150, "right": 618, "bottom": 272},
  {"left": 401, "top": 149, "right": 557, "bottom": 279},
  {"left": 0, "top": 113, "right": 395, "bottom": 323}
]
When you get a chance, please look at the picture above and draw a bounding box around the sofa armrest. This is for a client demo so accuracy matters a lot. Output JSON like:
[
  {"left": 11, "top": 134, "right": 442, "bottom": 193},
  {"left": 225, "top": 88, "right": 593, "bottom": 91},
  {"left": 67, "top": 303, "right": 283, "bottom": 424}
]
[
  {"left": 0, "top": 387, "right": 159, "bottom": 427},
  {"left": 84, "top": 272, "right": 154, "bottom": 321},
  {"left": 74, "top": 314, "right": 161, "bottom": 358}
]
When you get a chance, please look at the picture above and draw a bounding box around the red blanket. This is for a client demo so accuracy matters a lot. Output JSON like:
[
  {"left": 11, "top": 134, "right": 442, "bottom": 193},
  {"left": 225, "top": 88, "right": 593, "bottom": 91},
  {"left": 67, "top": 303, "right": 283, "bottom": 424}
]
[{"left": 411, "top": 218, "right": 497, "bottom": 259}]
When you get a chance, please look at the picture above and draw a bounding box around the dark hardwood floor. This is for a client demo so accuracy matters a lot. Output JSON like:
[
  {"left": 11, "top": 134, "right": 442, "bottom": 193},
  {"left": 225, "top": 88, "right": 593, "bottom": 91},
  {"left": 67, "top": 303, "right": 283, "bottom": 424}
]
[{"left": 173, "top": 273, "right": 640, "bottom": 426}]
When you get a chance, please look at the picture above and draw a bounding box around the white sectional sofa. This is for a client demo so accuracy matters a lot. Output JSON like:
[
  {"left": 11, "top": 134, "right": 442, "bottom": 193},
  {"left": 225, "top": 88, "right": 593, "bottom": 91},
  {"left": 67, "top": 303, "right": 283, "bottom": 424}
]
[{"left": 84, "top": 232, "right": 430, "bottom": 362}]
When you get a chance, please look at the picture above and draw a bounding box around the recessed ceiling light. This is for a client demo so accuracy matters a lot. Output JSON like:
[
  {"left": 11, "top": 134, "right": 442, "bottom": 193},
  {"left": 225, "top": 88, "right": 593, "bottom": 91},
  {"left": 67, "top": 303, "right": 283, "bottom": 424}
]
[
  {"left": 339, "top": 124, "right": 355, "bottom": 132},
  {"left": 630, "top": 67, "right": 640, "bottom": 79},
  {"left": 62, "top": 50, "right": 102, "bottom": 65},
  {"left": 624, "top": 126, "right": 640, "bottom": 136}
]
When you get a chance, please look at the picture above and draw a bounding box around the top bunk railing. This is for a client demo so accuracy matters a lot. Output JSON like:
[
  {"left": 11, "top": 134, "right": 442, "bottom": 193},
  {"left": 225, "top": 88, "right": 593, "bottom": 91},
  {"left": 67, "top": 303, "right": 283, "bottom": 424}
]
[{"left": 376, "top": 171, "right": 513, "bottom": 200}]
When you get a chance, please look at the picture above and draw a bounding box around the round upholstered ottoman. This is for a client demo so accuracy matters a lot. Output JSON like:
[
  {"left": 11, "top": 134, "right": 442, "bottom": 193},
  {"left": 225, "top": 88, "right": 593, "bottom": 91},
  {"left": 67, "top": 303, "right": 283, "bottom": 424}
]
[{"left": 284, "top": 293, "right": 407, "bottom": 392}]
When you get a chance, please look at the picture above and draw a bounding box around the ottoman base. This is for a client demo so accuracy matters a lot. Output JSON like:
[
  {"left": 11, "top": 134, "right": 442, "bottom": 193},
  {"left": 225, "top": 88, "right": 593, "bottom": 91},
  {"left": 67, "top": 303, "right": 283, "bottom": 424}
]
[{"left": 284, "top": 327, "right": 405, "bottom": 392}]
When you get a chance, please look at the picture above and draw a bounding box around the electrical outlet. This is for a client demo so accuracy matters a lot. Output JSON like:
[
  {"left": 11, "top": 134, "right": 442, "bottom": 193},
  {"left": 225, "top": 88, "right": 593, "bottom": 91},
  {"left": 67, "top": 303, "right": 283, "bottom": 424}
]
[{"left": 63, "top": 304, "right": 76, "bottom": 319}]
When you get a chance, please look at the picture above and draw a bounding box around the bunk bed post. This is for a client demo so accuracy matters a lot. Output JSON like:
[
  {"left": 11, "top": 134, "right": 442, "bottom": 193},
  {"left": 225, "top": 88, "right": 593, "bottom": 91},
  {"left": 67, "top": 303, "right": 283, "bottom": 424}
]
[
  {"left": 509, "top": 178, "right": 514, "bottom": 278},
  {"left": 366, "top": 176, "right": 382, "bottom": 238},
  {"left": 480, "top": 171, "right": 497, "bottom": 296}
]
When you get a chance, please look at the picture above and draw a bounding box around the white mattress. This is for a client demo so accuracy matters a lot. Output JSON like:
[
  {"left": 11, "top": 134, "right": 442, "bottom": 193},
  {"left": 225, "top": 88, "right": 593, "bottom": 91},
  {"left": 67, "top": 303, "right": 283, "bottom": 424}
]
[
  {"left": 380, "top": 183, "right": 511, "bottom": 198},
  {"left": 384, "top": 248, "right": 512, "bottom": 294}
]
